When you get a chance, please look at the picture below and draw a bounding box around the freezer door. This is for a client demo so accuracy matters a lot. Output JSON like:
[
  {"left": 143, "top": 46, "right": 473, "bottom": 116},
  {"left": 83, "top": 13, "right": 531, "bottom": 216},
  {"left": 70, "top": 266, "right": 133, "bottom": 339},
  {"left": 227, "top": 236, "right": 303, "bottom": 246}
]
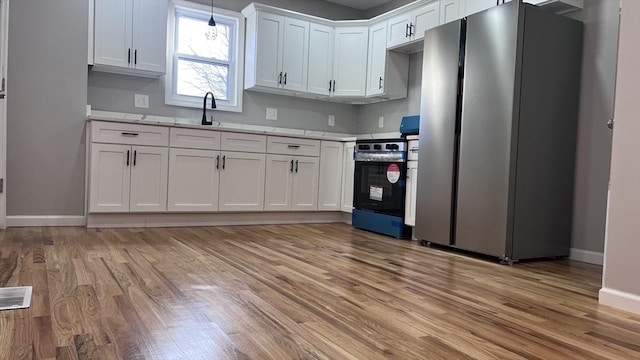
[
  {"left": 415, "top": 20, "right": 462, "bottom": 246},
  {"left": 454, "top": 2, "right": 520, "bottom": 257}
]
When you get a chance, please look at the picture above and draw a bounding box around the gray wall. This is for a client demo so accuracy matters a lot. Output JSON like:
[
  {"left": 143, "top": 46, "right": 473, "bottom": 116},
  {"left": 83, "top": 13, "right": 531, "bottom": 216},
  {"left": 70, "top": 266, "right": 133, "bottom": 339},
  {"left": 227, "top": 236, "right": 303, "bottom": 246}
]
[
  {"left": 7, "top": 0, "right": 88, "bottom": 216},
  {"left": 571, "top": 0, "right": 619, "bottom": 253},
  {"left": 87, "top": 0, "right": 363, "bottom": 135},
  {"left": 357, "top": 51, "right": 422, "bottom": 133}
]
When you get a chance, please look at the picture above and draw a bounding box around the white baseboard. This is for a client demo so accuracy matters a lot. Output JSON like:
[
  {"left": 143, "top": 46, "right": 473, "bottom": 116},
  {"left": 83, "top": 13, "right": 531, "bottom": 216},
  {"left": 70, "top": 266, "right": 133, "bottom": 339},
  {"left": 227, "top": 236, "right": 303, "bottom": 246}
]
[
  {"left": 599, "top": 287, "right": 640, "bottom": 315},
  {"left": 87, "top": 211, "right": 346, "bottom": 228},
  {"left": 7, "top": 215, "right": 86, "bottom": 227},
  {"left": 569, "top": 248, "right": 604, "bottom": 265}
]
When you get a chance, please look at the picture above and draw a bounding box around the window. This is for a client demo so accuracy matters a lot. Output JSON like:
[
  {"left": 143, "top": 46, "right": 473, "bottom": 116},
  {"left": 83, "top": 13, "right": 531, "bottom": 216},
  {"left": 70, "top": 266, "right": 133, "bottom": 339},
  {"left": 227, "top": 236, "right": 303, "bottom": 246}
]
[{"left": 166, "top": 1, "right": 244, "bottom": 112}]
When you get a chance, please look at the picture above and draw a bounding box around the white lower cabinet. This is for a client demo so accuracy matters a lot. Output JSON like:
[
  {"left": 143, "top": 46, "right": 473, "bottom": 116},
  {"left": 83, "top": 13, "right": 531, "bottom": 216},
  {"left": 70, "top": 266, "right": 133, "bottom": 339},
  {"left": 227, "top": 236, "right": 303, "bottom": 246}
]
[
  {"left": 218, "top": 151, "right": 266, "bottom": 211},
  {"left": 167, "top": 148, "right": 220, "bottom": 212},
  {"left": 89, "top": 143, "right": 167, "bottom": 213},
  {"left": 341, "top": 141, "right": 355, "bottom": 213},
  {"left": 405, "top": 160, "right": 418, "bottom": 226},
  {"left": 264, "top": 154, "right": 319, "bottom": 211},
  {"left": 318, "top": 141, "right": 344, "bottom": 211}
]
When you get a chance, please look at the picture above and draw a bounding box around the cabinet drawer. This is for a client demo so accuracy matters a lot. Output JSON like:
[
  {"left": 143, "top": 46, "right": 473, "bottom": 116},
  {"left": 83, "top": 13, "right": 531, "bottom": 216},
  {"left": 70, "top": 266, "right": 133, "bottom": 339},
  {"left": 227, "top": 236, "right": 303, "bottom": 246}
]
[
  {"left": 267, "top": 136, "right": 320, "bottom": 157},
  {"left": 407, "top": 140, "right": 419, "bottom": 161},
  {"left": 170, "top": 128, "right": 221, "bottom": 150},
  {"left": 91, "top": 121, "right": 169, "bottom": 146},
  {"left": 221, "top": 132, "right": 267, "bottom": 153}
]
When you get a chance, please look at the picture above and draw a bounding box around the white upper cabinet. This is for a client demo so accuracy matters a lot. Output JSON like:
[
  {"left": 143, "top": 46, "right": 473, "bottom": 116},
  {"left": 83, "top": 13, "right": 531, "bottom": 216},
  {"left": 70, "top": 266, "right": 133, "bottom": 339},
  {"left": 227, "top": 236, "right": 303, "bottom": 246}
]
[
  {"left": 366, "top": 22, "right": 409, "bottom": 99},
  {"left": 463, "top": 0, "right": 498, "bottom": 17},
  {"left": 282, "top": 18, "right": 310, "bottom": 92},
  {"left": 387, "top": 2, "right": 439, "bottom": 49},
  {"left": 332, "top": 26, "right": 369, "bottom": 97},
  {"left": 246, "top": 11, "right": 309, "bottom": 93},
  {"left": 93, "top": 0, "right": 167, "bottom": 76},
  {"left": 307, "top": 23, "right": 334, "bottom": 96},
  {"left": 440, "top": 0, "right": 462, "bottom": 25}
]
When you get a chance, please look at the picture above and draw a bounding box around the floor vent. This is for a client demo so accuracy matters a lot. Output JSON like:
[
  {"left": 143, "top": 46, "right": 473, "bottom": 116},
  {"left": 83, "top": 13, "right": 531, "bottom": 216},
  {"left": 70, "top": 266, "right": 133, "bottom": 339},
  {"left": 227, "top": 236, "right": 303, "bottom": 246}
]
[{"left": 0, "top": 286, "right": 32, "bottom": 311}]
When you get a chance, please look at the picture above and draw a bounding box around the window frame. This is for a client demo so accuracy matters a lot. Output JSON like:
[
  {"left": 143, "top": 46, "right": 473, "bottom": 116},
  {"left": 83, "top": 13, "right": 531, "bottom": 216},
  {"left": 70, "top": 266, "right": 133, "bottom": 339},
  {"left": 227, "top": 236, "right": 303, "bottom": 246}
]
[{"left": 165, "top": 0, "right": 244, "bottom": 113}]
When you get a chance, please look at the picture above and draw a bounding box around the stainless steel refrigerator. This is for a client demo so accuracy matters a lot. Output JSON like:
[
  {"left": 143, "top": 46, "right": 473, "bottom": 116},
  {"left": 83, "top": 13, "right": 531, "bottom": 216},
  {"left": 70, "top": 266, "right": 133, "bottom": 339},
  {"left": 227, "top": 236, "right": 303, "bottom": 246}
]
[{"left": 415, "top": 0, "right": 583, "bottom": 263}]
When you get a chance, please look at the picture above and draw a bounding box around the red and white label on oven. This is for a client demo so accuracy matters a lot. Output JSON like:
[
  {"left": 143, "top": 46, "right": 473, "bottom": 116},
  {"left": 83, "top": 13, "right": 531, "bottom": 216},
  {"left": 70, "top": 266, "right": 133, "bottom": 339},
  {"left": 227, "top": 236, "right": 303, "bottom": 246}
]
[{"left": 387, "top": 163, "right": 401, "bottom": 184}]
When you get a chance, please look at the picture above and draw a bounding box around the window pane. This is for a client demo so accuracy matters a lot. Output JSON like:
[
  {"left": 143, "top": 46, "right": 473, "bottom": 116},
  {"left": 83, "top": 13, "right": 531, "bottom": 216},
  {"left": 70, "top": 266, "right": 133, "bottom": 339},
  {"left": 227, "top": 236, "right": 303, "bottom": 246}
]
[
  {"left": 176, "top": 59, "right": 229, "bottom": 101},
  {"left": 177, "top": 16, "right": 230, "bottom": 61}
]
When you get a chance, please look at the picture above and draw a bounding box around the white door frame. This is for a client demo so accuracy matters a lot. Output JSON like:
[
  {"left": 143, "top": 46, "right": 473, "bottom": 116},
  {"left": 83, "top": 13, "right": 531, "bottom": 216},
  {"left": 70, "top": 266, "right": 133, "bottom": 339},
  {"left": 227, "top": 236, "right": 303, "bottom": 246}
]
[{"left": 0, "top": 0, "right": 9, "bottom": 229}]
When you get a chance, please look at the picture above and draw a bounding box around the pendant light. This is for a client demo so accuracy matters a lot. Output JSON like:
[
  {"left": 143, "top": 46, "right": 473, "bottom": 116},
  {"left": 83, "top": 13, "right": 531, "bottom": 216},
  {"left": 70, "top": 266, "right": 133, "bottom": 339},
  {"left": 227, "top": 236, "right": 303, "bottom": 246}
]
[{"left": 206, "top": 0, "right": 217, "bottom": 40}]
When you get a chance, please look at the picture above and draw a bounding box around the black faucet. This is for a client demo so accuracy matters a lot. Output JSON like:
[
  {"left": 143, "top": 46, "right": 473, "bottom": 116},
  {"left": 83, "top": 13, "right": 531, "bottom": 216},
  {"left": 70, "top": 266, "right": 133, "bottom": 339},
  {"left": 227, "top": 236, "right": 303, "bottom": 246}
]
[{"left": 202, "top": 91, "right": 217, "bottom": 125}]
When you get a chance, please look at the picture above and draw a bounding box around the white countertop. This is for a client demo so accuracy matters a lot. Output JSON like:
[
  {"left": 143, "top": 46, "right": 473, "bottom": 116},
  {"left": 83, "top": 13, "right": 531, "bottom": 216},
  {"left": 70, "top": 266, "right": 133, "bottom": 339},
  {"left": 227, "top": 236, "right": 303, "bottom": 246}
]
[{"left": 87, "top": 109, "right": 403, "bottom": 142}]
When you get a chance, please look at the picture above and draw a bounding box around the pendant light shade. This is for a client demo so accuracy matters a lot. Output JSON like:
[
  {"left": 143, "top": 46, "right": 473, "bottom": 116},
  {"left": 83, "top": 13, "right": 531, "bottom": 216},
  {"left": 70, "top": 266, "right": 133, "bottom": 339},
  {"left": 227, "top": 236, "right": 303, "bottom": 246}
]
[{"left": 206, "top": 0, "right": 217, "bottom": 40}]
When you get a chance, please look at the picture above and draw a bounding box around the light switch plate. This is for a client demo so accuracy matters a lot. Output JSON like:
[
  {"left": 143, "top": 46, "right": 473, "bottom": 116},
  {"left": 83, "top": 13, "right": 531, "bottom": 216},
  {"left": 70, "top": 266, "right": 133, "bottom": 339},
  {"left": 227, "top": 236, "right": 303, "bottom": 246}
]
[
  {"left": 328, "top": 115, "right": 335, "bottom": 127},
  {"left": 266, "top": 108, "right": 278, "bottom": 120},
  {"left": 134, "top": 94, "right": 149, "bottom": 109}
]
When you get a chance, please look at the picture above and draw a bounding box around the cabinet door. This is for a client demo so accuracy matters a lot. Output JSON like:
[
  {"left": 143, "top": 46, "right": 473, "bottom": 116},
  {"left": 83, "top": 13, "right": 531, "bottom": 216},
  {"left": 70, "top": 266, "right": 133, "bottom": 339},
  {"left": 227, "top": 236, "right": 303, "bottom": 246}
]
[
  {"left": 255, "top": 12, "right": 284, "bottom": 89},
  {"left": 412, "top": 2, "right": 440, "bottom": 41},
  {"left": 387, "top": 12, "right": 412, "bottom": 48},
  {"left": 366, "top": 22, "right": 387, "bottom": 97},
  {"left": 129, "top": 146, "right": 168, "bottom": 212},
  {"left": 89, "top": 143, "right": 131, "bottom": 213},
  {"left": 292, "top": 157, "right": 319, "bottom": 211},
  {"left": 318, "top": 141, "right": 344, "bottom": 211},
  {"left": 332, "top": 27, "right": 368, "bottom": 97},
  {"left": 218, "top": 152, "right": 266, "bottom": 211},
  {"left": 440, "top": 0, "right": 462, "bottom": 25},
  {"left": 264, "top": 154, "right": 294, "bottom": 211},
  {"left": 94, "top": 0, "right": 132, "bottom": 68},
  {"left": 463, "top": 0, "right": 497, "bottom": 17},
  {"left": 341, "top": 142, "right": 355, "bottom": 213},
  {"left": 167, "top": 148, "right": 220, "bottom": 212},
  {"left": 307, "top": 23, "right": 333, "bottom": 96},
  {"left": 405, "top": 161, "right": 418, "bottom": 226},
  {"left": 281, "top": 18, "right": 309, "bottom": 92},
  {"left": 132, "top": 0, "right": 167, "bottom": 73}
]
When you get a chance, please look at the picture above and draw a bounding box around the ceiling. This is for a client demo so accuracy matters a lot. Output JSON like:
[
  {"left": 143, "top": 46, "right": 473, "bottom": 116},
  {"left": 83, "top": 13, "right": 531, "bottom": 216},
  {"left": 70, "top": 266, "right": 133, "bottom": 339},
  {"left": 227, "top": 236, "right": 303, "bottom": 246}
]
[{"left": 323, "top": 0, "right": 396, "bottom": 10}]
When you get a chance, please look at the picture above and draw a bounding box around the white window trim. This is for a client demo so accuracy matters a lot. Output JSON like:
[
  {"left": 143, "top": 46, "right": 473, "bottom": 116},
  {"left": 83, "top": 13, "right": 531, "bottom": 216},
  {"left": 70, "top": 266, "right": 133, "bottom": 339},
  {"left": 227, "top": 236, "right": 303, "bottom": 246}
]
[{"left": 165, "top": 0, "right": 244, "bottom": 113}]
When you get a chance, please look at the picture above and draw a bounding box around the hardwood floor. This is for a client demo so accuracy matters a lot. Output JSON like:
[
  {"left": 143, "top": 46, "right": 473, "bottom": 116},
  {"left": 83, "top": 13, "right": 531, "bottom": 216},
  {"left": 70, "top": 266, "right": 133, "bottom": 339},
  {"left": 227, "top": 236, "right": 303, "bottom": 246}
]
[{"left": 0, "top": 224, "right": 638, "bottom": 360}]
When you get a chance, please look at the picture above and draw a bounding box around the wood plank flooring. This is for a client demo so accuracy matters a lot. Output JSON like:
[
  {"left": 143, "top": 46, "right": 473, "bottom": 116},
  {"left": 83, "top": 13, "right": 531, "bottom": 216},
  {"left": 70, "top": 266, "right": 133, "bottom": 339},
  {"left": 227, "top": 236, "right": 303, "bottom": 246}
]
[{"left": 0, "top": 224, "right": 638, "bottom": 360}]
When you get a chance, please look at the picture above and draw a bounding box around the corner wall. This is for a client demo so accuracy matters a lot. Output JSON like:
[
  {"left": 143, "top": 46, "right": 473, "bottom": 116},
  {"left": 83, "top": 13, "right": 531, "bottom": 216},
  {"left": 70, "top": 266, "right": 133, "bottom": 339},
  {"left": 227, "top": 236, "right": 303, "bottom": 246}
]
[
  {"left": 7, "top": 0, "right": 88, "bottom": 216},
  {"left": 569, "top": 0, "right": 619, "bottom": 264},
  {"left": 599, "top": 0, "right": 640, "bottom": 315}
]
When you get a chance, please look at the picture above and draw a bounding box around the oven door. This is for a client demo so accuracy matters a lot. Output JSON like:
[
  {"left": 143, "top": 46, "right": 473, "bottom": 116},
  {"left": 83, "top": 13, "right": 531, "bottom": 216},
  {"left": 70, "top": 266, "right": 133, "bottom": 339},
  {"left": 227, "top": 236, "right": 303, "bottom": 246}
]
[{"left": 354, "top": 160, "right": 407, "bottom": 217}]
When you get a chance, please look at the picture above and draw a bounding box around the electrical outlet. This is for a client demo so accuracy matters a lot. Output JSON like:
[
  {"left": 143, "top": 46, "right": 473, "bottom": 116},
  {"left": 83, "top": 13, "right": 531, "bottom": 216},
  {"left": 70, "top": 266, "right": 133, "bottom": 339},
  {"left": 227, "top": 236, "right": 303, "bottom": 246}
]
[
  {"left": 328, "top": 115, "right": 335, "bottom": 127},
  {"left": 266, "top": 107, "right": 278, "bottom": 120},
  {"left": 378, "top": 116, "right": 384, "bottom": 128},
  {"left": 134, "top": 94, "right": 149, "bottom": 109}
]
